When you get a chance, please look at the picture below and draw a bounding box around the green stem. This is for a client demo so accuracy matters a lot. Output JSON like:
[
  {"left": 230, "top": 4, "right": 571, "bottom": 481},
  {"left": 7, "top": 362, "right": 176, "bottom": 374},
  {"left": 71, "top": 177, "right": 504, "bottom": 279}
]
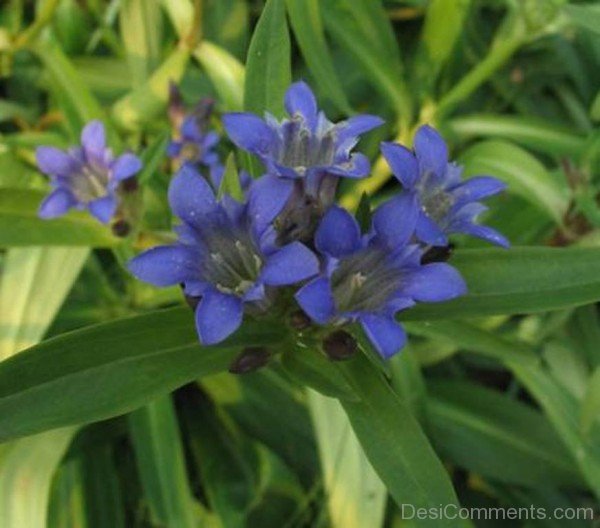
[{"left": 13, "top": 0, "right": 60, "bottom": 49}]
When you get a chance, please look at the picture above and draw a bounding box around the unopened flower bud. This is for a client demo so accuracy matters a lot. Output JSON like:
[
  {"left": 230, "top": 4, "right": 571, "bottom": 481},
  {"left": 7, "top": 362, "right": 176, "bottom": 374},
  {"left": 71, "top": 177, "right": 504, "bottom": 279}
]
[
  {"left": 229, "top": 346, "right": 271, "bottom": 374},
  {"left": 322, "top": 330, "right": 358, "bottom": 361}
]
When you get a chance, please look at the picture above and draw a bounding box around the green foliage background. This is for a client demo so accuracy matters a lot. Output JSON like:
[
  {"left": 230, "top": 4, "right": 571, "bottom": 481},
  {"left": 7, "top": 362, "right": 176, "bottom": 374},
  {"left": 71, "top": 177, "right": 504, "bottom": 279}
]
[{"left": 0, "top": 0, "right": 600, "bottom": 526}]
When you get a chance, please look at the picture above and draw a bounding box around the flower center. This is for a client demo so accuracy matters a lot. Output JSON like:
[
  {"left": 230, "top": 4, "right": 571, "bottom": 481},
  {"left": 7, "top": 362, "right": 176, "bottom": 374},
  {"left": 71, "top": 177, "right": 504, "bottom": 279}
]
[
  {"left": 72, "top": 163, "right": 110, "bottom": 202},
  {"left": 277, "top": 117, "right": 336, "bottom": 172},
  {"left": 417, "top": 173, "right": 454, "bottom": 224},
  {"left": 202, "top": 231, "right": 263, "bottom": 297},
  {"left": 330, "top": 249, "right": 403, "bottom": 314}
]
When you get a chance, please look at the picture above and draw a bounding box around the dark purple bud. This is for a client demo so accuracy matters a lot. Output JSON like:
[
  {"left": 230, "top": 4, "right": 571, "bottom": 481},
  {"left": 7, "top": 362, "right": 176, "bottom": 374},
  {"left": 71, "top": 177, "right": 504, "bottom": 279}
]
[
  {"left": 289, "top": 310, "right": 312, "bottom": 330},
  {"left": 111, "top": 220, "right": 131, "bottom": 238},
  {"left": 229, "top": 346, "right": 271, "bottom": 374},
  {"left": 322, "top": 330, "right": 358, "bottom": 361}
]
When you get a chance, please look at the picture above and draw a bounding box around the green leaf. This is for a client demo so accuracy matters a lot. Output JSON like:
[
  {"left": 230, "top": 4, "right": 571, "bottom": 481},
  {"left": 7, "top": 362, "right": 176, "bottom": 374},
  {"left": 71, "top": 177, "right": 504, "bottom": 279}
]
[
  {"left": 111, "top": 47, "right": 191, "bottom": 131},
  {"left": 0, "top": 189, "right": 118, "bottom": 248},
  {"left": 447, "top": 114, "right": 587, "bottom": 158},
  {"left": 218, "top": 153, "right": 244, "bottom": 201},
  {"left": 137, "top": 130, "right": 170, "bottom": 185},
  {"left": 308, "top": 391, "right": 386, "bottom": 528},
  {"left": 160, "top": 0, "right": 193, "bottom": 38},
  {"left": 194, "top": 41, "right": 245, "bottom": 111},
  {"left": 0, "top": 307, "right": 288, "bottom": 443},
  {"left": 334, "top": 354, "right": 466, "bottom": 526},
  {"left": 459, "top": 140, "right": 569, "bottom": 224},
  {"left": 564, "top": 4, "right": 600, "bottom": 36},
  {"left": 427, "top": 380, "right": 583, "bottom": 488},
  {"left": 580, "top": 367, "right": 600, "bottom": 436},
  {"left": 119, "top": 0, "right": 163, "bottom": 87},
  {"left": 128, "top": 396, "right": 198, "bottom": 528},
  {"left": 285, "top": 0, "right": 352, "bottom": 114},
  {"left": 403, "top": 247, "right": 600, "bottom": 320},
  {"left": 243, "top": 0, "right": 291, "bottom": 118}
]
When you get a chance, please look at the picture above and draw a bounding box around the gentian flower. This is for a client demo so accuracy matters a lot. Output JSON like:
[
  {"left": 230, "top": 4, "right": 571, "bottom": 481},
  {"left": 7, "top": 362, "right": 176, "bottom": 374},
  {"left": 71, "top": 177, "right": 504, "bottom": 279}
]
[
  {"left": 295, "top": 199, "right": 467, "bottom": 358},
  {"left": 381, "top": 125, "right": 509, "bottom": 248},
  {"left": 222, "top": 81, "right": 383, "bottom": 243},
  {"left": 36, "top": 121, "right": 142, "bottom": 224},
  {"left": 128, "top": 166, "right": 320, "bottom": 345}
]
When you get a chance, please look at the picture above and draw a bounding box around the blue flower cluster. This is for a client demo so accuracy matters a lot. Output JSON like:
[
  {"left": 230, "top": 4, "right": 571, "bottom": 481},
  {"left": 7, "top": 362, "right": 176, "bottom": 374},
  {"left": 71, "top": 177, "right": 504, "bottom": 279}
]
[{"left": 37, "top": 82, "right": 509, "bottom": 359}]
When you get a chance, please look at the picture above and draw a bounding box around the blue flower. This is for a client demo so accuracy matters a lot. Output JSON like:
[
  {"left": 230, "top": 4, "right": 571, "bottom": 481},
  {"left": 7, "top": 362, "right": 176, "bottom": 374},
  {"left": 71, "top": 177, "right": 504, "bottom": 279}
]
[
  {"left": 295, "top": 199, "right": 467, "bottom": 358},
  {"left": 222, "top": 81, "right": 383, "bottom": 243},
  {"left": 167, "top": 89, "right": 224, "bottom": 188},
  {"left": 381, "top": 125, "right": 509, "bottom": 248},
  {"left": 128, "top": 166, "right": 320, "bottom": 345},
  {"left": 36, "top": 120, "right": 142, "bottom": 224}
]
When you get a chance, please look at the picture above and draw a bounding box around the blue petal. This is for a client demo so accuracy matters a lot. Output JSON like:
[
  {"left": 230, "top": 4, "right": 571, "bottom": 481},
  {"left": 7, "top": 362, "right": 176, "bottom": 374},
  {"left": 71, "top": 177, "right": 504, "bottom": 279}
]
[
  {"left": 195, "top": 289, "right": 243, "bottom": 345},
  {"left": 128, "top": 245, "right": 198, "bottom": 286},
  {"left": 450, "top": 176, "right": 506, "bottom": 207},
  {"left": 88, "top": 196, "right": 117, "bottom": 224},
  {"left": 404, "top": 262, "right": 467, "bottom": 302},
  {"left": 36, "top": 147, "right": 77, "bottom": 177},
  {"left": 372, "top": 192, "right": 418, "bottom": 249},
  {"left": 413, "top": 125, "right": 448, "bottom": 178},
  {"left": 222, "top": 112, "right": 275, "bottom": 157},
  {"left": 336, "top": 115, "right": 384, "bottom": 144},
  {"left": 381, "top": 142, "right": 419, "bottom": 189},
  {"left": 168, "top": 165, "right": 217, "bottom": 226},
  {"left": 415, "top": 211, "right": 448, "bottom": 247},
  {"left": 248, "top": 174, "right": 294, "bottom": 234},
  {"left": 112, "top": 153, "right": 142, "bottom": 181},
  {"left": 261, "top": 242, "right": 319, "bottom": 286},
  {"left": 457, "top": 223, "right": 510, "bottom": 248},
  {"left": 81, "top": 120, "right": 106, "bottom": 159},
  {"left": 295, "top": 277, "right": 335, "bottom": 324},
  {"left": 360, "top": 314, "right": 407, "bottom": 359},
  {"left": 284, "top": 81, "right": 318, "bottom": 128},
  {"left": 328, "top": 153, "right": 371, "bottom": 179},
  {"left": 38, "top": 188, "right": 76, "bottom": 218},
  {"left": 315, "top": 205, "right": 361, "bottom": 258}
]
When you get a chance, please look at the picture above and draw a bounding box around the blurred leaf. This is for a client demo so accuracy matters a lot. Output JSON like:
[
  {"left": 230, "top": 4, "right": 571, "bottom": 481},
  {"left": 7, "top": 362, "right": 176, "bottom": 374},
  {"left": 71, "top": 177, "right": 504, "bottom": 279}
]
[
  {"left": 564, "top": 4, "right": 600, "bottom": 36},
  {"left": 0, "top": 307, "right": 288, "bottom": 442},
  {"left": 218, "top": 153, "right": 243, "bottom": 201},
  {"left": 137, "top": 130, "right": 170, "bottom": 185},
  {"left": 543, "top": 340, "right": 589, "bottom": 400},
  {"left": 160, "top": 0, "right": 193, "bottom": 38},
  {"left": 415, "top": 0, "right": 471, "bottom": 97},
  {"left": 112, "top": 47, "right": 191, "bottom": 131},
  {"left": 285, "top": 0, "right": 352, "bottom": 113},
  {"left": 308, "top": 391, "right": 386, "bottom": 528},
  {"left": 447, "top": 114, "right": 587, "bottom": 158},
  {"left": 119, "top": 0, "right": 163, "bottom": 87},
  {"left": 460, "top": 139, "right": 569, "bottom": 224},
  {"left": 203, "top": 0, "right": 249, "bottom": 59},
  {"left": 334, "top": 354, "right": 465, "bottom": 525},
  {"left": 243, "top": 0, "right": 291, "bottom": 118},
  {"left": 427, "top": 380, "right": 583, "bottom": 488},
  {"left": 0, "top": 189, "right": 118, "bottom": 248},
  {"left": 128, "top": 395, "right": 197, "bottom": 528},
  {"left": 580, "top": 367, "right": 600, "bottom": 437},
  {"left": 0, "top": 428, "right": 78, "bottom": 528},
  {"left": 194, "top": 41, "right": 245, "bottom": 111},
  {"left": 404, "top": 247, "right": 600, "bottom": 320}
]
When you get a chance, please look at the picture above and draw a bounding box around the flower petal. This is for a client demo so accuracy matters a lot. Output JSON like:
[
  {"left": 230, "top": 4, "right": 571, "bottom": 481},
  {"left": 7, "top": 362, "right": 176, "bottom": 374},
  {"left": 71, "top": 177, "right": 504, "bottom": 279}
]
[
  {"left": 112, "top": 153, "right": 142, "bottom": 181},
  {"left": 414, "top": 125, "right": 448, "bottom": 178},
  {"left": 222, "top": 112, "right": 276, "bottom": 157},
  {"left": 457, "top": 223, "right": 510, "bottom": 248},
  {"left": 372, "top": 192, "right": 418, "bottom": 248},
  {"left": 261, "top": 242, "right": 319, "bottom": 286},
  {"left": 360, "top": 314, "right": 407, "bottom": 359},
  {"left": 315, "top": 205, "right": 361, "bottom": 258},
  {"left": 415, "top": 211, "right": 448, "bottom": 247},
  {"left": 450, "top": 176, "right": 506, "bottom": 207},
  {"left": 284, "top": 81, "right": 318, "bottom": 128},
  {"left": 168, "top": 165, "right": 217, "bottom": 225},
  {"left": 380, "top": 142, "right": 419, "bottom": 189},
  {"left": 88, "top": 196, "right": 117, "bottom": 224},
  {"left": 128, "top": 245, "right": 199, "bottom": 286},
  {"left": 248, "top": 174, "right": 294, "bottom": 234},
  {"left": 337, "top": 115, "right": 384, "bottom": 144},
  {"left": 195, "top": 289, "right": 243, "bottom": 345},
  {"left": 38, "top": 188, "right": 76, "bottom": 219},
  {"left": 404, "top": 262, "right": 467, "bottom": 302},
  {"left": 295, "top": 277, "right": 335, "bottom": 324},
  {"left": 81, "top": 120, "right": 106, "bottom": 159},
  {"left": 327, "top": 153, "right": 370, "bottom": 179},
  {"left": 36, "top": 147, "right": 77, "bottom": 177}
]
